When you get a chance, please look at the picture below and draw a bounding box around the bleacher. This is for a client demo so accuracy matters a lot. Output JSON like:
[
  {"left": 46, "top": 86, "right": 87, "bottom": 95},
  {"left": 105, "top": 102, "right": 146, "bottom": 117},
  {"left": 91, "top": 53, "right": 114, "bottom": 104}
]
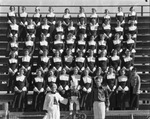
[{"left": 0, "top": 5, "right": 150, "bottom": 119}]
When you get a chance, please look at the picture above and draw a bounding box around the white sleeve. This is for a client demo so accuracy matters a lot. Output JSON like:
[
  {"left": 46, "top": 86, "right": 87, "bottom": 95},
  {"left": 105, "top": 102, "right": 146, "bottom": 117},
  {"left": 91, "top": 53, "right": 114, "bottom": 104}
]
[
  {"left": 58, "top": 93, "right": 68, "bottom": 105},
  {"left": 43, "top": 94, "right": 49, "bottom": 111}
]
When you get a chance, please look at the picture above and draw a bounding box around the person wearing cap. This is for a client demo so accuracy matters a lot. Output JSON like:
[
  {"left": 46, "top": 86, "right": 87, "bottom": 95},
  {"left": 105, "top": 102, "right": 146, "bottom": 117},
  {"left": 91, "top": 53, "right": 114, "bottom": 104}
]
[
  {"left": 80, "top": 68, "right": 93, "bottom": 110},
  {"left": 32, "top": 69, "right": 45, "bottom": 111},
  {"left": 130, "top": 68, "right": 141, "bottom": 110},
  {"left": 43, "top": 83, "right": 68, "bottom": 119},
  {"left": 19, "top": 6, "right": 28, "bottom": 41},
  {"left": 8, "top": 51, "right": 18, "bottom": 93},
  {"left": 57, "top": 68, "right": 70, "bottom": 111},
  {"left": 92, "top": 75, "right": 109, "bottom": 119},
  {"left": 116, "top": 68, "right": 130, "bottom": 110},
  {"left": 116, "top": 6, "right": 125, "bottom": 26},
  {"left": 12, "top": 68, "right": 28, "bottom": 111},
  {"left": 128, "top": 6, "right": 137, "bottom": 25}
]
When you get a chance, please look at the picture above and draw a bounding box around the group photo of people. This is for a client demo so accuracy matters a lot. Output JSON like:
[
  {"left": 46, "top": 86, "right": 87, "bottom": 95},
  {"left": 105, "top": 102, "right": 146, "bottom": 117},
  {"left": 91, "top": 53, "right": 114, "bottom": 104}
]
[{"left": 6, "top": 5, "right": 141, "bottom": 118}]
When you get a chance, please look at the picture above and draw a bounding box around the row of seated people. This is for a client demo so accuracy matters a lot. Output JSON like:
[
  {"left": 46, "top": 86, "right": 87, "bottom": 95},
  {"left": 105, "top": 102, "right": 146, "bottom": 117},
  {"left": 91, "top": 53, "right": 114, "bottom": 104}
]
[
  {"left": 7, "top": 6, "right": 138, "bottom": 43},
  {"left": 7, "top": 32, "right": 136, "bottom": 64},
  {"left": 12, "top": 63, "right": 139, "bottom": 112}
]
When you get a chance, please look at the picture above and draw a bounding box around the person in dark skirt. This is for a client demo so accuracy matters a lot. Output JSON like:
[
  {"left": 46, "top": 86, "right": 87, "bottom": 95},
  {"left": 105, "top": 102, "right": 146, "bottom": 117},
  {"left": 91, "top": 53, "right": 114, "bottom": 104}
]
[
  {"left": 51, "top": 50, "right": 63, "bottom": 77},
  {"left": 89, "top": 8, "right": 99, "bottom": 24},
  {"left": 57, "top": 68, "right": 70, "bottom": 111},
  {"left": 38, "top": 49, "right": 51, "bottom": 79},
  {"left": 46, "top": 7, "right": 56, "bottom": 26},
  {"left": 106, "top": 67, "right": 117, "bottom": 110},
  {"left": 46, "top": 69, "right": 57, "bottom": 93},
  {"left": 26, "top": 18, "right": 36, "bottom": 42},
  {"left": 19, "top": 6, "right": 28, "bottom": 41},
  {"left": 80, "top": 68, "right": 93, "bottom": 110},
  {"left": 7, "top": 18, "right": 19, "bottom": 40},
  {"left": 102, "top": 9, "right": 111, "bottom": 24},
  {"left": 116, "top": 68, "right": 130, "bottom": 110},
  {"left": 8, "top": 51, "right": 18, "bottom": 93},
  {"left": 7, "top": 6, "right": 17, "bottom": 24},
  {"left": 130, "top": 68, "right": 141, "bottom": 110},
  {"left": 74, "top": 51, "right": 85, "bottom": 75},
  {"left": 116, "top": 6, "right": 125, "bottom": 26},
  {"left": 6, "top": 36, "right": 19, "bottom": 57},
  {"left": 40, "top": 18, "right": 51, "bottom": 40},
  {"left": 62, "top": 8, "right": 71, "bottom": 27},
  {"left": 24, "top": 34, "right": 35, "bottom": 56},
  {"left": 12, "top": 68, "right": 28, "bottom": 112},
  {"left": 77, "top": 7, "right": 87, "bottom": 25},
  {"left": 86, "top": 50, "right": 97, "bottom": 77},
  {"left": 32, "top": 69, "right": 45, "bottom": 111},
  {"left": 128, "top": 6, "right": 137, "bottom": 25},
  {"left": 109, "top": 49, "right": 121, "bottom": 72},
  {"left": 63, "top": 49, "right": 74, "bottom": 74}
]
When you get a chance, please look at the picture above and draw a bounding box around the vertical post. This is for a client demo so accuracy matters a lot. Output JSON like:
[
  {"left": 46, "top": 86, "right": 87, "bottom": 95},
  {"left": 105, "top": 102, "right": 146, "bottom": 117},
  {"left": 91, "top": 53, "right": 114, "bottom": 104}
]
[
  {"left": 18, "top": 6, "right": 20, "bottom": 17},
  {"left": 2, "top": 102, "right": 9, "bottom": 119},
  {"left": 141, "top": 6, "right": 143, "bottom": 16}
]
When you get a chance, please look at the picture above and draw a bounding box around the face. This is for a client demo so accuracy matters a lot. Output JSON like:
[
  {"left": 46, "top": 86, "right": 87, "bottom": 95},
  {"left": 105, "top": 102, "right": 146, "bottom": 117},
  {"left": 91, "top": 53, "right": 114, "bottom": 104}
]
[
  {"left": 74, "top": 68, "right": 78, "bottom": 74},
  {"left": 49, "top": 70, "right": 54, "bottom": 76},
  {"left": 12, "top": 36, "right": 17, "bottom": 42},
  {"left": 92, "top": 8, "right": 96, "bottom": 14},
  {"left": 62, "top": 69, "right": 66, "bottom": 74},
  {"left": 11, "top": 52, "right": 16, "bottom": 58},
  {"left": 43, "top": 50, "right": 48, "bottom": 56},
  {"left": 35, "top": 7, "right": 40, "bottom": 13},
  {"left": 120, "top": 69, "right": 125, "bottom": 75},
  {"left": 37, "top": 70, "right": 42, "bottom": 76},
  {"left": 118, "top": 7, "right": 122, "bottom": 12},
  {"left": 20, "top": 69, "right": 24, "bottom": 75},
  {"left": 58, "top": 21, "right": 62, "bottom": 26},
  {"left": 22, "top": 7, "right": 26, "bottom": 12},
  {"left": 108, "top": 67, "right": 113, "bottom": 73},
  {"left": 89, "top": 50, "right": 94, "bottom": 56},
  {"left": 49, "top": 7, "right": 53, "bottom": 12},
  {"left": 128, "top": 34, "right": 132, "bottom": 39},
  {"left": 55, "top": 51, "right": 60, "bottom": 57},
  {"left": 51, "top": 85, "right": 57, "bottom": 92},
  {"left": 65, "top": 8, "right": 69, "bottom": 13},
  {"left": 44, "top": 18, "right": 48, "bottom": 24},
  {"left": 12, "top": 19, "right": 16, "bottom": 24},
  {"left": 96, "top": 68, "right": 102, "bottom": 75},
  {"left": 105, "top": 9, "right": 109, "bottom": 14},
  {"left": 10, "top": 6, "right": 15, "bottom": 11},
  {"left": 70, "top": 21, "right": 74, "bottom": 26},
  {"left": 113, "top": 50, "right": 118, "bottom": 56},
  {"left": 80, "top": 8, "right": 84, "bottom": 13},
  {"left": 67, "top": 49, "right": 72, "bottom": 55},
  {"left": 84, "top": 70, "right": 89, "bottom": 76},
  {"left": 95, "top": 77, "right": 103, "bottom": 87},
  {"left": 79, "top": 34, "right": 84, "bottom": 40},
  {"left": 24, "top": 50, "right": 29, "bottom": 56}
]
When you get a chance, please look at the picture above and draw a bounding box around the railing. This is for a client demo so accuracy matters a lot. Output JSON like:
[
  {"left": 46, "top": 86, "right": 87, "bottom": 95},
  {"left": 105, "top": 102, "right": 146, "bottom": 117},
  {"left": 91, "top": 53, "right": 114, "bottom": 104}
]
[{"left": 0, "top": 5, "right": 150, "bottom": 16}]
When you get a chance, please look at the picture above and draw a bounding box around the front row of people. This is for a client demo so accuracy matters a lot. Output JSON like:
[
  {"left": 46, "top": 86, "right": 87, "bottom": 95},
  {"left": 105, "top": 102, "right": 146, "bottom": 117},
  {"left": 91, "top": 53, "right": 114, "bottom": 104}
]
[{"left": 12, "top": 65, "right": 141, "bottom": 113}]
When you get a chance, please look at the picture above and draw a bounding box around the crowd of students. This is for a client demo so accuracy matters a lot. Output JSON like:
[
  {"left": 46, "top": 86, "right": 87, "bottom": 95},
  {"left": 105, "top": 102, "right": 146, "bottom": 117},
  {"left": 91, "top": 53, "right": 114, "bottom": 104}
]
[{"left": 6, "top": 5, "right": 141, "bottom": 112}]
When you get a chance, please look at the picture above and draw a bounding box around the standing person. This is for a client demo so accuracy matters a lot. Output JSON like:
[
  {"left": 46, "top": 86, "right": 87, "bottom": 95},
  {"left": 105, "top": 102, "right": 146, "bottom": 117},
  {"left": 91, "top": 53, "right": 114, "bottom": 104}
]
[
  {"left": 32, "top": 69, "right": 45, "bottom": 111},
  {"left": 92, "top": 76, "right": 109, "bottom": 119},
  {"left": 12, "top": 68, "right": 28, "bottom": 112},
  {"left": 7, "top": 6, "right": 17, "bottom": 24},
  {"left": 43, "top": 83, "right": 68, "bottom": 119},
  {"left": 130, "top": 68, "right": 141, "bottom": 110}
]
